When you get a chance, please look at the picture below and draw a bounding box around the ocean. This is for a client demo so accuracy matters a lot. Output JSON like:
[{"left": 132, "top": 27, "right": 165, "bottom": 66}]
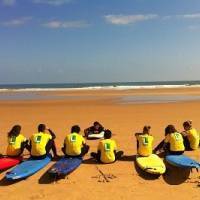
[
  {"left": 0, "top": 80, "right": 200, "bottom": 92},
  {"left": 1, "top": 81, "right": 200, "bottom": 102}
]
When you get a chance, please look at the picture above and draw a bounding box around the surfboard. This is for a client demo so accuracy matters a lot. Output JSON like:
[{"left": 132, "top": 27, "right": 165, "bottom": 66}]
[
  {"left": 136, "top": 154, "right": 166, "bottom": 174},
  {"left": 87, "top": 131, "right": 104, "bottom": 139},
  {"left": 48, "top": 157, "right": 82, "bottom": 177},
  {"left": 165, "top": 154, "right": 200, "bottom": 169},
  {"left": 6, "top": 154, "right": 52, "bottom": 180},
  {"left": 0, "top": 157, "right": 22, "bottom": 171}
]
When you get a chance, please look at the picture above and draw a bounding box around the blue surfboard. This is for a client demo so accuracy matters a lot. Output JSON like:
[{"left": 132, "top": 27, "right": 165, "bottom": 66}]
[
  {"left": 166, "top": 155, "right": 200, "bottom": 169},
  {"left": 48, "top": 157, "right": 82, "bottom": 177},
  {"left": 6, "top": 154, "right": 52, "bottom": 180}
]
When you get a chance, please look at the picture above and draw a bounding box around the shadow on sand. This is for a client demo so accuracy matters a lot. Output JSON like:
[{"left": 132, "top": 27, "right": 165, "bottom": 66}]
[
  {"left": 0, "top": 176, "right": 24, "bottom": 186},
  {"left": 82, "top": 157, "right": 99, "bottom": 165},
  {"left": 83, "top": 155, "right": 136, "bottom": 165},
  {"left": 38, "top": 166, "right": 61, "bottom": 184},
  {"left": 118, "top": 155, "right": 136, "bottom": 162},
  {"left": 163, "top": 163, "right": 191, "bottom": 185}
]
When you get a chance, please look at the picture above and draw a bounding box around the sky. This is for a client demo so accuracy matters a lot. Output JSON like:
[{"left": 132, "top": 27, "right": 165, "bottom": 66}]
[{"left": 0, "top": 0, "right": 200, "bottom": 84}]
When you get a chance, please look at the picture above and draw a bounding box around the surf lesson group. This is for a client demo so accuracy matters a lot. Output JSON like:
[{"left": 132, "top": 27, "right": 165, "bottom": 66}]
[{"left": 0, "top": 120, "right": 200, "bottom": 181}]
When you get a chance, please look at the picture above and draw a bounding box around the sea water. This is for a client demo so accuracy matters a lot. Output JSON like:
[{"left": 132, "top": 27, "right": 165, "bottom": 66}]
[{"left": 0, "top": 81, "right": 200, "bottom": 103}]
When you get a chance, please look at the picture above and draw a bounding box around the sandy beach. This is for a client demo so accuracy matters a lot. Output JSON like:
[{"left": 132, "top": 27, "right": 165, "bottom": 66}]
[{"left": 0, "top": 88, "right": 200, "bottom": 200}]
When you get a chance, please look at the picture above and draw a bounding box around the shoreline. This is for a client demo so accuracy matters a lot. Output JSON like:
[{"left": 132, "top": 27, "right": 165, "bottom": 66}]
[
  {"left": 1, "top": 84, "right": 200, "bottom": 92},
  {"left": 1, "top": 87, "right": 200, "bottom": 103}
]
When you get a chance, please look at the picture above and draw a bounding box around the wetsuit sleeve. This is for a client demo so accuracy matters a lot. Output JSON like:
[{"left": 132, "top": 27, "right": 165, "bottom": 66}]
[
  {"left": 27, "top": 139, "right": 32, "bottom": 152},
  {"left": 48, "top": 129, "right": 56, "bottom": 140},
  {"left": 164, "top": 135, "right": 170, "bottom": 143}
]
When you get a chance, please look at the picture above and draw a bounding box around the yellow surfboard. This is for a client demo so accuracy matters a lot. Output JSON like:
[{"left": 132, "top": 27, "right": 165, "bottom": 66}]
[{"left": 136, "top": 154, "right": 166, "bottom": 175}]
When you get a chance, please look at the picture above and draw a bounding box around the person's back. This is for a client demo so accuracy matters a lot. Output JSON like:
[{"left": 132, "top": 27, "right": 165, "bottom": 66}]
[
  {"left": 63, "top": 125, "right": 89, "bottom": 157},
  {"left": 135, "top": 126, "right": 153, "bottom": 157},
  {"left": 30, "top": 132, "right": 52, "bottom": 157},
  {"left": 30, "top": 123, "right": 57, "bottom": 158},
  {"left": 64, "top": 132, "right": 85, "bottom": 156},
  {"left": 98, "top": 138, "right": 117, "bottom": 163},
  {"left": 136, "top": 134, "right": 153, "bottom": 157},
  {"left": 187, "top": 128, "right": 199, "bottom": 150},
  {"left": 182, "top": 121, "right": 199, "bottom": 150},
  {"left": 165, "top": 132, "right": 185, "bottom": 153},
  {"left": 7, "top": 125, "right": 27, "bottom": 157}
]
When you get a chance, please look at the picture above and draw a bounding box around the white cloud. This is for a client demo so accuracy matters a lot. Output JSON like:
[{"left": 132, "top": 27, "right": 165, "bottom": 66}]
[
  {"left": 1, "top": 0, "right": 16, "bottom": 6},
  {"left": 43, "top": 20, "right": 89, "bottom": 29},
  {"left": 179, "top": 13, "right": 200, "bottom": 19},
  {"left": 33, "top": 0, "right": 72, "bottom": 6},
  {"left": 1, "top": 17, "right": 32, "bottom": 27},
  {"left": 104, "top": 14, "right": 158, "bottom": 25},
  {"left": 163, "top": 13, "right": 200, "bottom": 20}
]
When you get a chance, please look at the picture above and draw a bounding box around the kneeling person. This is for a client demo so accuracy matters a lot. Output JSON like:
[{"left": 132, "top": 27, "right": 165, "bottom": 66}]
[
  {"left": 84, "top": 121, "right": 104, "bottom": 138},
  {"left": 62, "top": 125, "right": 89, "bottom": 157},
  {"left": 91, "top": 129, "right": 123, "bottom": 163},
  {"left": 30, "top": 124, "right": 58, "bottom": 159}
]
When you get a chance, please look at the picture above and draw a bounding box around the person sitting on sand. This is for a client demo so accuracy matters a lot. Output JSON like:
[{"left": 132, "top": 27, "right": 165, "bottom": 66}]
[
  {"left": 135, "top": 126, "right": 154, "bottom": 157},
  {"left": 62, "top": 125, "right": 89, "bottom": 157},
  {"left": 181, "top": 120, "right": 199, "bottom": 150},
  {"left": 90, "top": 129, "right": 123, "bottom": 163},
  {"left": 84, "top": 121, "right": 104, "bottom": 138},
  {"left": 29, "top": 124, "right": 58, "bottom": 159},
  {"left": 154, "top": 125, "right": 185, "bottom": 155},
  {"left": 6, "top": 125, "right": 29, "bottom": 157}
]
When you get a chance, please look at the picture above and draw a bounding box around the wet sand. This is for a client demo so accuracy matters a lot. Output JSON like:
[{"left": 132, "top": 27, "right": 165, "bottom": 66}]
[{"left": 0, "top": 88, "right": 199, "bottom": 200}]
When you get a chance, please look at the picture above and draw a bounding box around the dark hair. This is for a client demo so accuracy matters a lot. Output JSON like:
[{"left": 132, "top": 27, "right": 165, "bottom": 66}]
[
  {"left": 71, "top": 125, "right": 80, "bottom": 133},
  {"left": 183, "top": 121, "right": 192, "bottom": 128},
  {"left": 143, "top": 126, "right": 151, "bottom": 134},
  {"left": 8, "top": 125, "right": 21, "bottom": 138},
  {"left": 104, "top": 129, "right": 112, "bottom": 139},
  {"left": 93, "top": 121, "right": 100, "bottom": 126},
  {"left": 38, "top": 124, "right": 46, "bottom": 132},
  {"left": 165, "top": 125, "right": 177, "bottom": 135}
]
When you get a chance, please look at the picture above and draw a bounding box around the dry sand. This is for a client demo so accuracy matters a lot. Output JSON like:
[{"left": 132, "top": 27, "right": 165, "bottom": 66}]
[{"left": 0, "top": 88, "right": 200, "bottom": 200}]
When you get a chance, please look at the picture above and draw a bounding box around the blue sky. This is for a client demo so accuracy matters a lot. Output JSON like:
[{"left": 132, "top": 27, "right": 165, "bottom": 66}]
[{"left": 0, "top": 0, "right": 200, "bottom": 84}]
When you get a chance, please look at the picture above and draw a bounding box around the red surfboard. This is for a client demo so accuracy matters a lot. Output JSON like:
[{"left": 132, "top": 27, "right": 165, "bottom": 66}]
[{"left": 0, "top": 157, "right": 22, "bottom": 171}]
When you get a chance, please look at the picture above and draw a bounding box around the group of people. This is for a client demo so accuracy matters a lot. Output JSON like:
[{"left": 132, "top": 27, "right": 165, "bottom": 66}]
[
  {"left": 136, "top": 120, "right": 200, "bottom": 157},
  {"left": 1, "top": 120, "right": 200, "bottom": 164},
  {"left": 2, "top": 122, "right": 123, "bottom": 164}
]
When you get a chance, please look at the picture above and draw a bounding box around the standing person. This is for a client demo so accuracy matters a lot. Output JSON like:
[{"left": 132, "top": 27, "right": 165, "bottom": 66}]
[
  {"left": 62, "top": 125, "right": 89, "bottom": 157},
  {"left": 181, "top": 120, "right": 199, "bottom": 150},
  {"left": 84, "top": 121, "right": 104, "bottom": 138},
  {"left": 6, "top": 125, "right": 28, "bottom": 157},
  {"left": 154, "top": 125, "right": 185, "bottom": 155},
  {"left": 90, "top": 129, "right": 123, "bottom": 163},
  {"left": 29, "top": 124, "right": 58, "bottom": 159},
  {"left": 135, "top": 126, "right": 154, "bottom": 157}
]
